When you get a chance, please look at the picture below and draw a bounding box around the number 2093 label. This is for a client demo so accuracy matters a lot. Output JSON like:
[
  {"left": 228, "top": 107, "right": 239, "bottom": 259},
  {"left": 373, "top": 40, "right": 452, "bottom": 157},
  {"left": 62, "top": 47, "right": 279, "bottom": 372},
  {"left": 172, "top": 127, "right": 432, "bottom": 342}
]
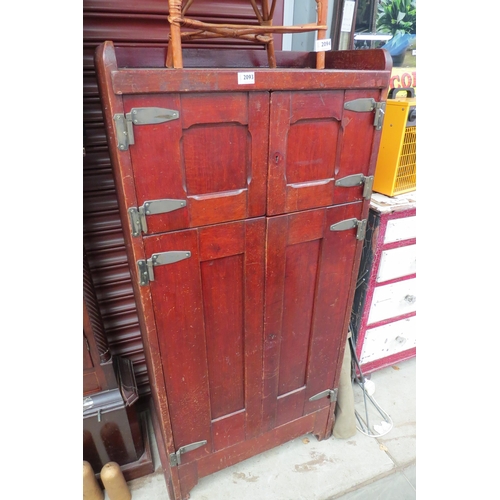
[{"left": 238, "top": 72, "right": 255, "bottom": 85}]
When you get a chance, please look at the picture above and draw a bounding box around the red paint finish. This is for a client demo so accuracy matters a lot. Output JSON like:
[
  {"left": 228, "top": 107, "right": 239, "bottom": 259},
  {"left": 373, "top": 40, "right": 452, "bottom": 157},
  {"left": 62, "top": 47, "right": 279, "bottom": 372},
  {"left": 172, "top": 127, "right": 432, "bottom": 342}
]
[
  {"left": 83, "top": 1, "right": 288, "bottom": 399},
  {"left": 202, "top": 254, "right": 245, "bottom": 419},
  {"left": 268, "top": 89, "right": 383, "bottom": 215},
  {"left": 124, "top": 91, "right": 269, "bottom": 232},
  {"left": 361, "top": 347, "right": 416, "bottom": 375},
  {"left": 279, "top": 238, "right": 320, "bottom": 395},
  {"left": 95, "top": 40, "right": 391, "bottom": 499},
  {"left": 143, "top": 218, "right": 266, "bottom": 463},
  {"left": 263, "top": 203, "right": 365, "bottom": 431}
]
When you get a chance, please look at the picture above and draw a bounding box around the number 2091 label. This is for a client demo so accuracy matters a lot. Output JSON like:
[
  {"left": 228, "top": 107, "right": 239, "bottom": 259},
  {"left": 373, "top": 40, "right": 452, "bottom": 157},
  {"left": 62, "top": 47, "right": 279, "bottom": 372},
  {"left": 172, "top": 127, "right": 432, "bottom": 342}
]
[{"left": 238, "top": 72, "right": 255, "bottom": 85}]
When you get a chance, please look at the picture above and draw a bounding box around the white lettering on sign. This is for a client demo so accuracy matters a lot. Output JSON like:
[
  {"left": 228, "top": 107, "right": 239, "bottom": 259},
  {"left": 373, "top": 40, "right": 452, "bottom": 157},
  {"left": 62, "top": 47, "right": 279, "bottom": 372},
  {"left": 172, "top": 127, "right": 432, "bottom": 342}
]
[
  {"left": 314, "top": 38, "right": 332, "bottom": 52},
  {"left": 238, "top": 72, "right": 255, "bottom": 85}
]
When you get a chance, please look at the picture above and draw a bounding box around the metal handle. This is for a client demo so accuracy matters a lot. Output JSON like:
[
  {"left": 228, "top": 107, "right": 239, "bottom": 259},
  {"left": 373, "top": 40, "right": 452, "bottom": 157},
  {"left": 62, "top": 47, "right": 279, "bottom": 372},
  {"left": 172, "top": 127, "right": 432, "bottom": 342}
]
[{"left": 388, "top": 87, "right": 415, "bottom": 99}]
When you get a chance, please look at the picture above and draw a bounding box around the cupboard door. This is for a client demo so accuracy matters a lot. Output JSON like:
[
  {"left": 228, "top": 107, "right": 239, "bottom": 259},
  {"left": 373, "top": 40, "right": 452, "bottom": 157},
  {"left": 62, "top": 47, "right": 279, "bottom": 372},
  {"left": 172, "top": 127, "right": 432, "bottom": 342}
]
[
  {"left": 263, "top": 203, "right": 364, "bottom": 432},
  {"left": 268, "top": 90, "right": 381, "bottom": 215},
  {"left": 123, "top": 92, "right": 269, "bottom": 233},
  {"left": 143, "top": 218, "right": 265, "bottom": 465}
]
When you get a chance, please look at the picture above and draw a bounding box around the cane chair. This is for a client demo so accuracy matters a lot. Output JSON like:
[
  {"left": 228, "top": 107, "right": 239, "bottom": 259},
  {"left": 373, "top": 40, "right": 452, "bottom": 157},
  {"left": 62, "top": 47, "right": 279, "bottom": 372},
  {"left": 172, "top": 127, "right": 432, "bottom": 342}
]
[{"left": 166, "top": 0, "right": 329, "bottom": 69}]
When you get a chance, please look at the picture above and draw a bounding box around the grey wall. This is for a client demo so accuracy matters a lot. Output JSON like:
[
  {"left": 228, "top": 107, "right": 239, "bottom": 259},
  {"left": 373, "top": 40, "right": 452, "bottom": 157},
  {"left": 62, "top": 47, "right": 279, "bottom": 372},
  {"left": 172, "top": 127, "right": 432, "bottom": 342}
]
[{"left": 290, "top": 0, "right": 335, "bottom": 51}]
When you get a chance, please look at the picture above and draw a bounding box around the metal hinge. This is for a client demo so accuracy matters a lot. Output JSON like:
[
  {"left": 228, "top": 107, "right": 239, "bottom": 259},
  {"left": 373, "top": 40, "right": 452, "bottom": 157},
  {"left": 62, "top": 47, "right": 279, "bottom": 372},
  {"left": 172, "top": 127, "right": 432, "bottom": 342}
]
[
  {"left": 309, "top": 388, "right": 338, "bottom": 402},
  {"left": 330, "top": 218, "right": 367, "bottom": 240},
  {"left": 335, "top": 174, "right": 374, "bottom": 200},
  {"left": 344, "top": 98, "right": 386, "bottom": 130},
  {"left": 169, "top": 440, "right": 207, "bottom": 467},
  {"left": 128, "top": 199, "right": 186, "bottom": 236},
  {"left": 138, "top": 251, "right": 191, "bottom": 286},
  {"left": 114, "top": 107, "right": 179, "bottom": 151}
]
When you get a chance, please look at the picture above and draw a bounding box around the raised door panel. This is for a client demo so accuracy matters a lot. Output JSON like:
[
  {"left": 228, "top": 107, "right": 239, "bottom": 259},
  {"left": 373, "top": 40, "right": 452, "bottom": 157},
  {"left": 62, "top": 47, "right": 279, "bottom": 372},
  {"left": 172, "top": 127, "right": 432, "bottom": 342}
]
[
  {"left": 267, "top": 90, "right": 380, "bottom": 215},
  {"left": 143, "top": 218, "right": 265, "bottom": 465},
  {"left": 263, "top": 202, "right": 364, "bottom": 432},
  {"left": 123, "top": 92, "right": 269, "bottom": 233}
]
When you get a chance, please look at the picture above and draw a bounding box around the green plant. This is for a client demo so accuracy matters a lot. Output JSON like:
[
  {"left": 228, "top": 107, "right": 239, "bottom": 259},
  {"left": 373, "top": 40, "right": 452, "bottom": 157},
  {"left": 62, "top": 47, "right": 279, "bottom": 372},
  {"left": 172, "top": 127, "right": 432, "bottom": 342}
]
[{"left": 376, "top": 0, "right": 416, "bottom": 35}]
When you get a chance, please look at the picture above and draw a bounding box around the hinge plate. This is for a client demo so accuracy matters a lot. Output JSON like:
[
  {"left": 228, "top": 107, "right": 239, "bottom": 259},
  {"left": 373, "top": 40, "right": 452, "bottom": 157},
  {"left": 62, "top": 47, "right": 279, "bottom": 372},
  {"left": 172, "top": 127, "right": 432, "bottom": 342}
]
[
  {"left": 335, "top": 174, "right": 374, "bottom": 199},
  {"left": 169, "top": 440, "right": 207, "bottom": 467},
  {"left": 138, "top": 251, "right": 192, "bottom": 286},
  {"left": 128, "top": 199, "right": 187, "bottom": 236},
  {"left": 309, "top": 388, "right": 338, "bottom": 402},
  {"left": 114, "top": 107, "right": 179, "bottom": 151},
  {"left": 344, "top": 98, "right": 386, "bottom": 130},
  {"left": 330, "top": 218, "right": 367, "bottom": 240}
]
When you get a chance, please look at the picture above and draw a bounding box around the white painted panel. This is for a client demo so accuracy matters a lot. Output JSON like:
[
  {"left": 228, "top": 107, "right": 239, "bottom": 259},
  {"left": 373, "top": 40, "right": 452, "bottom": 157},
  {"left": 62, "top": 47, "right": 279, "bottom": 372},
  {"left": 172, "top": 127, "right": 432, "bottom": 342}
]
[
  {"left": 384, "top": 215, "right": 416, "bottom": 243},
  {"left": 376, "top": 245, "right": 416, "bottom": 282},
  {"left": 360, "top": 316, "right": 416, "bottom": 364},
  {"left": 368, "top": 278, "right": 416, "bottom": 324}
]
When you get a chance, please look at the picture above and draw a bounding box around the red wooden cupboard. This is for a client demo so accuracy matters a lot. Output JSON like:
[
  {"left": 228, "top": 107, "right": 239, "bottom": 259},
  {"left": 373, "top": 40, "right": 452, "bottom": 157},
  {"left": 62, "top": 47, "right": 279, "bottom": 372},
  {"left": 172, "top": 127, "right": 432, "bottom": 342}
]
[
  {"left": 95, "top": 41, "right": 391, "bottom": 500},
  {"left": 83, "top": 0, "right": 285, "bottom": 399}
]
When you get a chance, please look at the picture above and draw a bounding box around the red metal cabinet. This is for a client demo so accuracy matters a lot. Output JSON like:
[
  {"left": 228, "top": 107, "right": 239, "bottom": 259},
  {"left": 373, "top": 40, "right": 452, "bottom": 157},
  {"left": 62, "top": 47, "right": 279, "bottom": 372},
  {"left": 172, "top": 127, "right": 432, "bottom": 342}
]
[{"left": 96, "top": 41, "right": 391, "bottom": 500}]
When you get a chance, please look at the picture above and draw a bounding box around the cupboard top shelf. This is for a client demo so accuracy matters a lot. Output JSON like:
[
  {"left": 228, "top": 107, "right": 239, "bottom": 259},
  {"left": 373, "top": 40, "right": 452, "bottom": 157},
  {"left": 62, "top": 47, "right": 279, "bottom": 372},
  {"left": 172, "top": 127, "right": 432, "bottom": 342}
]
[{"left": 96, "top": 41, "right": 393, "bottom": 94}]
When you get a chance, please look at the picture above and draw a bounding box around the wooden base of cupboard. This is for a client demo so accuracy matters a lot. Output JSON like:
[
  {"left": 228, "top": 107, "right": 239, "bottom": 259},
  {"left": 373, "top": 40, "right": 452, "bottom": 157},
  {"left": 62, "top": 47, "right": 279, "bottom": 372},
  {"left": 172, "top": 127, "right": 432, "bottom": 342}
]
[{"left": 95, "top": 41, "right": 391, "bottom": 500}]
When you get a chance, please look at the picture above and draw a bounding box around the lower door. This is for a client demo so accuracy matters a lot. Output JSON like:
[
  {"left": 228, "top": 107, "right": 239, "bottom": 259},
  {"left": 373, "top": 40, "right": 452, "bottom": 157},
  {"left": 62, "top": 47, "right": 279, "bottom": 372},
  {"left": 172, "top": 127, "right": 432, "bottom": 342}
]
[
  {"left": 141, "top": 204, "right": 363, "bottom": 495},
  {"left": 143, "top": 218, "right": 266, "bottom": 472},
  {"left": 263, "top": 202, "right": 364, "bottom": 433}
]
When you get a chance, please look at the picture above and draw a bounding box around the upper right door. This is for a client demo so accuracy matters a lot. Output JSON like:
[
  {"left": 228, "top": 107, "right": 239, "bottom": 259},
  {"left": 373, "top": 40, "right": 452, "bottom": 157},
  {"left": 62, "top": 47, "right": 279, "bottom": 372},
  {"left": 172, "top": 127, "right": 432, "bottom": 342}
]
[{"left": 267, "top": 89, "right": 382, "bottom": 215}]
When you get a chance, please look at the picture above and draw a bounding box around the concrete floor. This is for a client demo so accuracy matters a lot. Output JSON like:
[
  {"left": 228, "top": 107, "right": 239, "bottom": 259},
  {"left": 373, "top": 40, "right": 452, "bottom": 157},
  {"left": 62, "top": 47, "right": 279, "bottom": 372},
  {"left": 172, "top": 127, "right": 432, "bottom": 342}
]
[{"left": 106, "top": 357, "right": 416, "bottom": 500}]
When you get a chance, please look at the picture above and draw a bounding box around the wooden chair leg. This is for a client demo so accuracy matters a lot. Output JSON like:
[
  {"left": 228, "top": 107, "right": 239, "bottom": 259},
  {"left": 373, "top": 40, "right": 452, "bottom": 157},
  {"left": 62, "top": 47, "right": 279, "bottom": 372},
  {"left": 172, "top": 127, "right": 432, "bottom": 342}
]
[
  {"left": 266, "top": 38, "right": 277, "bottom": 68},
  {"left": 316, "top": 0, "right": 327, "bottom": 69},
  {"left": 261, "top": 20, "right": 276, "bottom": 68},
  {"left": 167, "top": 0, "right": 184, "bottom": 68},
  {"left": 262, "top": 0, "right": 276, "bottom": 68},
  {"left": 166, "top": 39, "right": 174, "bottom": 68}
]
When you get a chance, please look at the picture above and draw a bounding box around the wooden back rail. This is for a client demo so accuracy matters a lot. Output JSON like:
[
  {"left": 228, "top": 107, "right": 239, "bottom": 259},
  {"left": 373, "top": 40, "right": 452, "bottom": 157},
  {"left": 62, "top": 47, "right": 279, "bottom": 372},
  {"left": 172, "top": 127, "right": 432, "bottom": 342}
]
[{"left": 166, "top": 0, "right": 328, "bottom": 69}]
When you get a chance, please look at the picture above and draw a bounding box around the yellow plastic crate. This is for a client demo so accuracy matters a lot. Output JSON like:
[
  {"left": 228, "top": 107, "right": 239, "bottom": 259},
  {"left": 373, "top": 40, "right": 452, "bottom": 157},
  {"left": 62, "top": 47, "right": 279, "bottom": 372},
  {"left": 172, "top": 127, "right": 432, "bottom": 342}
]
[{"left": 373, "top": 89, "right": 416, "bottom": 196}]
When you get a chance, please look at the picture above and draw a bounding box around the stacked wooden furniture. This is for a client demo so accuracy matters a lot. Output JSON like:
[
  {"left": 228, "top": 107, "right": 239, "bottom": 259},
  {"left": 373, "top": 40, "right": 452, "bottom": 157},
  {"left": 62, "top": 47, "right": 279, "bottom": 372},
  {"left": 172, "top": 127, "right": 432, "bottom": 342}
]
[
  {"left": 350, "top": 192, "right": 416, "bottom": 373},
  {"left": 95, "top": 40, "right": 391, "bottom": 500}
]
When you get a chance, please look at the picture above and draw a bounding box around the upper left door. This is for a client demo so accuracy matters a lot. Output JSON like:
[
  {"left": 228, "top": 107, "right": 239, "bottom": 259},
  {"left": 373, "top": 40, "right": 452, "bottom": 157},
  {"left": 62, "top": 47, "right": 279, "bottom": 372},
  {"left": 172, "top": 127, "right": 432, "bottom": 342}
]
[{"left": 122, "top": 91, "right": 270, "bottom": 234}]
